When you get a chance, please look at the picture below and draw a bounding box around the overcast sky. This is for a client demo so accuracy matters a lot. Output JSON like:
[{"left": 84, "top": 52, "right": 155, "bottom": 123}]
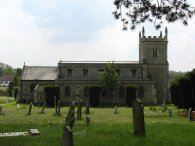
[{"left": 0, "top": 0, "right": 195, "bottom": 72}]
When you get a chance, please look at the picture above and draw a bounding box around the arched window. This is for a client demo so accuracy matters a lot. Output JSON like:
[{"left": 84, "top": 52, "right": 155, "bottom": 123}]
[
  {"left": 65, "top": 86, "right": 70, "bottom": 97},
  {"left": 138, "top": 86, "right": 144, "bottom": 98},
  {"left": 29, "top": 83, "right": 35, "bottom": 93},
  {"left": 119, "top": 86, "right": 125, "bottom": 98},
  {"left": 84, "top": 87, "right": 89, "bottom": 97}
]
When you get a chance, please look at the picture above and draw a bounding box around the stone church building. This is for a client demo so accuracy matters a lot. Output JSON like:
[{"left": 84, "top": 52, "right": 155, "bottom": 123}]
[{"left": 20, "top": 28, "right": 170, "bottom": 106}]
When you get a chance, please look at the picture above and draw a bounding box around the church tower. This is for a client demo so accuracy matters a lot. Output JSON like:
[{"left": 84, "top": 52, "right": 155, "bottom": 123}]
[{"left": 139, "top": 27, "right": 170, "bottom": 103}]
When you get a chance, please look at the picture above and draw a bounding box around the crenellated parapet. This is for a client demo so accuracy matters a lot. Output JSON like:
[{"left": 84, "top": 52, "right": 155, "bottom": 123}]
[{"left": 139, "top": 27, "right": 168, "bottom": 42}]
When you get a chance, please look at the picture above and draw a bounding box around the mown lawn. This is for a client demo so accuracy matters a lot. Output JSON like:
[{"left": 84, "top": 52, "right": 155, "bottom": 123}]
[{"left": 0, "top": 97, "right": 195, "bottom": 146}]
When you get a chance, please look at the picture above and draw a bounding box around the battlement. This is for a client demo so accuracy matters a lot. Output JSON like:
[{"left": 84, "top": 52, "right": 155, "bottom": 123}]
[{"left": 139, "top": 27, "right": 168, "bottom": 42}]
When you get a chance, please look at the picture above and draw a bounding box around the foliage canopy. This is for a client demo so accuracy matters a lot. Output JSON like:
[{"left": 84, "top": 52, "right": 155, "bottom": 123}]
[
  {"left": 113, "top": 0, "right": 195, "bottom": 30},
  {"left": 100, "top": 62, "right": 120, "bottom": 97}
]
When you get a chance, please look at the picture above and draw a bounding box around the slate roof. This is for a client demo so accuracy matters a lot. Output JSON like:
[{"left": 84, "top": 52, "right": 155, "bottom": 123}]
[
  {"left": 21, "top": 66, "right": 58, "bottom": 80},
  {"left": 0, "top": 75, "right": 14, "bottom": 81}
]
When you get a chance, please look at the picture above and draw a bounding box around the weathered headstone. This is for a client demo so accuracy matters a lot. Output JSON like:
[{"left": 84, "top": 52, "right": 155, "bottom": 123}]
[
  {"left": 62, "top": 101, "right": 75, "bottom": 146},
  {"left": 61, "top": 126, "right": 73, "bottom": 146},
  {"left": 188, "top": 108, "right": 192, "bottom": 121},
  {"left": 132, "top": 98, "right": 145, "bottom": 137},
  {"left": 58, "top": 99, "right": 61, "bottom": 116},
  {"left": 28, "top": 102, "right": 33, "bottom": 115},
  {"left": 65, "top": 102, "right": 75, "bottom": 129},
  {"left": 86, "top": 115, "right": 90, "bottom": 126},
  {"left": 161, "top": 100, "right": 167, "bottom": 112},
  {"left": 114, "top": 106, "right": 118, "bottom": 114},
  {"left": 85, "top": 101, "right": 90, "bottom": 114},
  {"left": 54, "top": 96, "right": 57, "bottom": 115},
  {"left": 41, "top": 102, "right": 46, "bottom": 114},
  {"left": 29, "top": 129, "right": 40, "bottom": 135},
  {"left": 77, "top": 98, "right": 82, "bottom": 120},
  {"left": 0, "top": 106, "right": 2, "bottom": 115},
  {"left": 168, "top": 107, "right": 172, "bottom": 117},
  {"left": 17, "top": 104, "right": 20, "bottom": 109},
  {"left": 0, "top": 129, "right": 40, "bottom": 137},
  {"left": 71, "top": 100, "right": 76, "bottom": 109}
]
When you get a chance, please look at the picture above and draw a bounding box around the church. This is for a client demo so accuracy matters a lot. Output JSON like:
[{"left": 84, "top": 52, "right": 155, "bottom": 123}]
[{"left": 20, "top": 28, "right": 170, "bottom": 106}]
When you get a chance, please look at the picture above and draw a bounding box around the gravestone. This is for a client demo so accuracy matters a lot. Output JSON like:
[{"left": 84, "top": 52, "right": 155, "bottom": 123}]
[
  {"left": 17, "top": 104, "right": 20, "bottom": 109},
  {"left": 161, "top": 100, "right": 167, "bottom": 112},
  {"left": 0, "top": 106, "right": 2, "bottom": 115},
  {"left": 114, "top": 106, "right": 118, "bottom": 114},
  {"left": 29, "top": 129, "right": 40, "bottom": 135},
  {"left": 41, "top": 102, "right": 46, "bottom": 114},
  {"left": 65, "top": 102, "right": 75, "bottom": 129},
  {"left": 188, "top": 108, "right": 192, "bottom": 121},
  {"left": 85, "top": 101, "right": 90, "bottom": 114},
  {"left": 54, "top": 96, "right": 57, "bottom": 115},
  {"left": 0, "top": 129, "right": 40, "bottom": 137},
  {"left": 28, "top": 102, "right": 33, "bottom": 115},
  {"left": 71, "top": 100, "right": 76, "bottom": 109},
  {"left": 61, "top": 126, "right": 73, "bottom": 146},
  {"left": 168, "top": 107, "right": 172, "bottom": 117},
  {"left": 132, "top": 98, "right": 145, "bottom": 137},
  {"left": 62, "top": 101, "right": 75, "bottom": 146},
  {"left": 58, "top": 99, "right": 61, "bottom": 116},
  {"left": 86, "top": 115, "right": 90, "bottom": 126},
  {"left": 77, "top": 98, "right": 82, "bottom": 120}
]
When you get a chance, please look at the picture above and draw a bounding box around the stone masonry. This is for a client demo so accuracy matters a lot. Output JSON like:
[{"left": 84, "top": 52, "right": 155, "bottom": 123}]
[{"left": 20, "top": 28, "right": 170, "bottom": 106}]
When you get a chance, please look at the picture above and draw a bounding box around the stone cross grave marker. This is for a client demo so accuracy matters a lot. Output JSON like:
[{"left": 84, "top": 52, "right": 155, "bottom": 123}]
[{"left": 132, "top": 98, "right": 146, "bottom": 137}]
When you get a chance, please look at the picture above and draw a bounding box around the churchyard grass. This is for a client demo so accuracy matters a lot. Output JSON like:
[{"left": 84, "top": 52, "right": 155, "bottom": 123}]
[
  {"left": 0, "top": 99, "right": 195, "bottom": 146},
  {"left": 0, "top": 96, "right": 15, "bottom": 104}
]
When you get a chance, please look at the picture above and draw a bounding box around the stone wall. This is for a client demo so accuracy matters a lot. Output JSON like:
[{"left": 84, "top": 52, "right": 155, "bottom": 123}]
[{"left": 20, "top": 80, "right": 55, "bottom": 102}]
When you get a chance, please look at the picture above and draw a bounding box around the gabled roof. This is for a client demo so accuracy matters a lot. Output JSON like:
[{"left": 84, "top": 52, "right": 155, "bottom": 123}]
[
  {"left": 21, "top": 66, "right": 58, "bottom": 81},
  {"left": 0, "top": 75, "right": 14, "bottom": 81}
]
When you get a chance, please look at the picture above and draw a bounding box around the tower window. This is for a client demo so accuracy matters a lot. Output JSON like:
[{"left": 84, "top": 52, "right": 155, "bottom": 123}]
[
  {"left": 83, "top": 69, "right": 88, "bottom": 77},
  {"left": 116, "top": 69, "right": 120, "bottom": 77},
  {"left": 130, "top": 69, "right": 136, "bottom": 77},
  {"left": 99, "top": 69, "right": 104, "bottom": 76},
  {"left": 65, "top": 86, "right": 70, "bottom": 97},
  {"left": 153, "top": 50, "right": 158, "bottom": 57},
  {"left": 67, "top": 69, "right": 72, "bottom": 77}
]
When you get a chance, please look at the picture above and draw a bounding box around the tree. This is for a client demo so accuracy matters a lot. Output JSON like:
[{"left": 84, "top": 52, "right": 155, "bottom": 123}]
[
  {"left": 113, "top": 0, "right": 195, "bottom": 30},
  {"left": 0, "top": 67, "right": 3, "bottom": 76},
  {"left": 100, "top": 62, "right": 120, "bottom": 99},
  {"left": 189, "top": 69, "right": 195, "bottom": 108},
  {"left": 170, "top": 83, "right": 181, "bottom": 107},
  {"left": 178, "top": 77, "right": 192, "bottom": 109},
  {"left": 13, "top": 68, "right": 22, "bottom": 86},
  {"left": 3, "top": 65, "right": 15, "bottom": 75}
]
